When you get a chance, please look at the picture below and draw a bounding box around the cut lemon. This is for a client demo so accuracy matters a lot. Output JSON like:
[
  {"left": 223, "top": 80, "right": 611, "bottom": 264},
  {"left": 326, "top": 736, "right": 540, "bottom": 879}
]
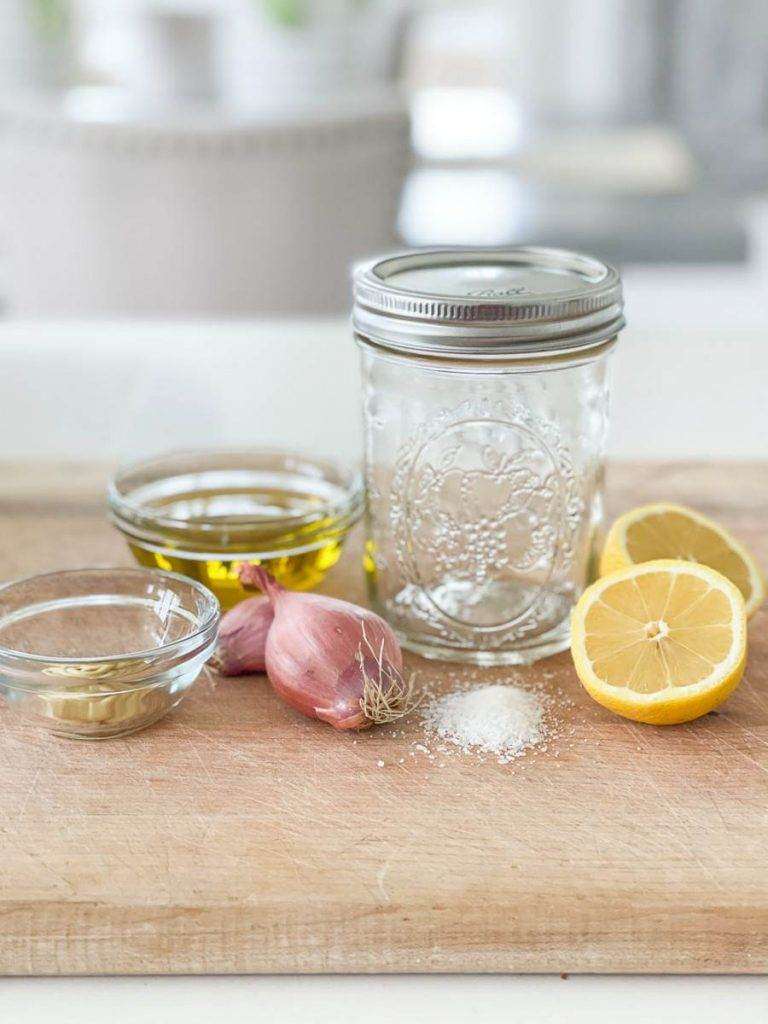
[
  {"left": 571, "top": 559, "right": 747, "bottom": 725},
  {"left": 600, "top": 503, "right": 765, "bottom": 617}
]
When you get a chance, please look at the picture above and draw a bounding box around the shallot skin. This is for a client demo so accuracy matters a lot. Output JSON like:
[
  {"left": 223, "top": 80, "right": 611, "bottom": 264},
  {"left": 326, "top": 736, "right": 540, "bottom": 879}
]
[
  {"left": 241, "top": 565, "right": 405, "bottom": 730},
  {"left": 209, "top": 595, "right": 273, "bottom": 676}
]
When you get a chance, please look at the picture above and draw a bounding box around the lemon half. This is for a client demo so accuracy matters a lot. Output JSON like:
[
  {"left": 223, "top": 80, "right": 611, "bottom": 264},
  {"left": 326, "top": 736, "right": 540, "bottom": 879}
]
[
  {"left": 571, "top": 559, "right": 747, "bottom": 725},
  {"left": 600, "top": 503, "right": 765, "bottom": 618}
]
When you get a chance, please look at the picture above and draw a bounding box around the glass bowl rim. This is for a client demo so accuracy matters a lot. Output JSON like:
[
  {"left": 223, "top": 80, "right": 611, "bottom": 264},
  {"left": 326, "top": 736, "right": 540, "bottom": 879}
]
[
  {"left": 107, "top": 446, "right": 364, "bottom": 536},
  {"left": 0, "top": 566, "right": 220, "bottom": 666}
]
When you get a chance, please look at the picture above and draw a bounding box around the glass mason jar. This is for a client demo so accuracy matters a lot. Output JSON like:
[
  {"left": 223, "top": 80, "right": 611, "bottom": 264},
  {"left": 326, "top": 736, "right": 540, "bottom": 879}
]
[{"left": 352, "top": 247, "right": 625, "bottom": 666}]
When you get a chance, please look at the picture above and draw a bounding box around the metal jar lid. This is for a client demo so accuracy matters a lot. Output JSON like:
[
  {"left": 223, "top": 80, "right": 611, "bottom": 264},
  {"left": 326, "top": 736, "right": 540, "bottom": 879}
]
[{"left": 352, "top": 246, "right": 625, "bottom": 359}]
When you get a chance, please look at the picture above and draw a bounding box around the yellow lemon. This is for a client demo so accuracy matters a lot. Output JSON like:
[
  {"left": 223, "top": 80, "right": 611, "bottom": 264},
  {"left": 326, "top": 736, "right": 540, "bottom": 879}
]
[
  {"left": 571, "top": 559, "right": 747, "bottom": 725},
  {"left": 600, "top": 503, "right": 765, "bottom": 617}
]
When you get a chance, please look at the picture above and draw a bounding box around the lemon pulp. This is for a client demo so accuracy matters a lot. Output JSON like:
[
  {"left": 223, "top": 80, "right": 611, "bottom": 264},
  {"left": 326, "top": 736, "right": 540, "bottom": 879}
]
[{"left": 571, "top": 559, "right": 747, "bottom": 724}]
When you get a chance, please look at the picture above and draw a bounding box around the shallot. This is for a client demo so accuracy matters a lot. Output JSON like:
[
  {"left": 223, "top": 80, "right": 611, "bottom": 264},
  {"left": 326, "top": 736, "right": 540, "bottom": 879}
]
[
  {"left": 209, "top": 595, "right": 273, "bottom": 676},
  {"left": 240, "top": 564, "right": 418, "bottom": 730}
]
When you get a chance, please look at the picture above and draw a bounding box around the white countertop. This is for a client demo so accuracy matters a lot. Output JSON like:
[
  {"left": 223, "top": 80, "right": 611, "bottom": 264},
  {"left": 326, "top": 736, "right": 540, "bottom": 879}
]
[
  {"left": 1, "top": 317, "right": 766, "bottom": 464},
  {"left": 2, "top": 975, "right": 767, "bottom": 1022}
]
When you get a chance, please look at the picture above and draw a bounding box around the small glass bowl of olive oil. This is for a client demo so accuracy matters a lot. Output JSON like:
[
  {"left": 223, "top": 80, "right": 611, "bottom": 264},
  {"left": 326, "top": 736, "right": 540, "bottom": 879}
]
[{"left": 108, "top": 449, "right": 363, "bottom": 609}]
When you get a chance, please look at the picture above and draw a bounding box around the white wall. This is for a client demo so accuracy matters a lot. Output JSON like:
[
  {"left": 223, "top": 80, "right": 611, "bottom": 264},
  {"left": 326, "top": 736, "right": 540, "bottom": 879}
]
[{"left": 1, "top": 320, "right": 765, "bottom": 466}]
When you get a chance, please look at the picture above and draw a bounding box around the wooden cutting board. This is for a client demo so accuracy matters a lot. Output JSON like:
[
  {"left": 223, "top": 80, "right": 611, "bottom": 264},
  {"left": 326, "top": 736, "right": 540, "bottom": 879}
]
[{"left": 0, "top": 461, "right": 766, "bottom": 975}]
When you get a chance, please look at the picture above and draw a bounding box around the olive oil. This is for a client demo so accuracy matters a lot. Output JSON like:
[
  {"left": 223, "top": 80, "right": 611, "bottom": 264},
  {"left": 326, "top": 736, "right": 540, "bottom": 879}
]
[
  {"left": 129, "top": 538, "right": 344, "bottom": 609},
  {"left": 111, "top": 457, "right": 361, "bottom": 610}
]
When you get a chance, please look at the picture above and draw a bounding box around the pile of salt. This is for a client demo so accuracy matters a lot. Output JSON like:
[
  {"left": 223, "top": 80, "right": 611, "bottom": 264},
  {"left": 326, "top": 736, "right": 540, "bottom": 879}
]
[{"left": 421, "top": 684, "right": 545, "bottom": 764}]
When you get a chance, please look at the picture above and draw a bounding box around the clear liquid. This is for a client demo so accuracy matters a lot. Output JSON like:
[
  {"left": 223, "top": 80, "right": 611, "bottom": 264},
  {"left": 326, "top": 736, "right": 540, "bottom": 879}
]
[{"left": 0, "top": 593, "right": 207, "bottom": 737}]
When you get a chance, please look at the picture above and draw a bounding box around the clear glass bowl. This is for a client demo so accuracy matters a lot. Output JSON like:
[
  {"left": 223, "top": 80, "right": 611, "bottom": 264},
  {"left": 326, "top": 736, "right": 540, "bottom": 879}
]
[
  {"left": 0, "top": 568, "right": 219, "bottom": 739},
  {"left": 108, "top": 448, "right": 363, "bottom": 609}
]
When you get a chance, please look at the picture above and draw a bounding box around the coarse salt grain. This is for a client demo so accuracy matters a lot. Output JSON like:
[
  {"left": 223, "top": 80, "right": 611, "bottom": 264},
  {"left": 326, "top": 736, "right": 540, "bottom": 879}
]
[{"left": 421, "top": 684, "right": 545, "bottom": 764}]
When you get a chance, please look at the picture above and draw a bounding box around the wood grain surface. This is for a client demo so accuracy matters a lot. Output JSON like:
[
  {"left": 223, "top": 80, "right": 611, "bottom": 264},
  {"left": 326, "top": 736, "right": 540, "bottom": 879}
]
[{"left": 0, "top": 461, "right": 766, "bottom": 975}]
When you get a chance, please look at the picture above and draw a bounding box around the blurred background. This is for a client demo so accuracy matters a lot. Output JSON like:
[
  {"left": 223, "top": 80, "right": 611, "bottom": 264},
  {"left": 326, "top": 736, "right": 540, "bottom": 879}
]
[{"left": 1, "top": 0, "right": 767, "bottom": 466}]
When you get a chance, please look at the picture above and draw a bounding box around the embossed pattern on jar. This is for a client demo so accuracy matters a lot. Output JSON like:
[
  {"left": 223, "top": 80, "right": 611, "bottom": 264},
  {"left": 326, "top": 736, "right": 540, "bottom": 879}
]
[{"left": 361, "top": 353, "right": 607, "bottom": 664}]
